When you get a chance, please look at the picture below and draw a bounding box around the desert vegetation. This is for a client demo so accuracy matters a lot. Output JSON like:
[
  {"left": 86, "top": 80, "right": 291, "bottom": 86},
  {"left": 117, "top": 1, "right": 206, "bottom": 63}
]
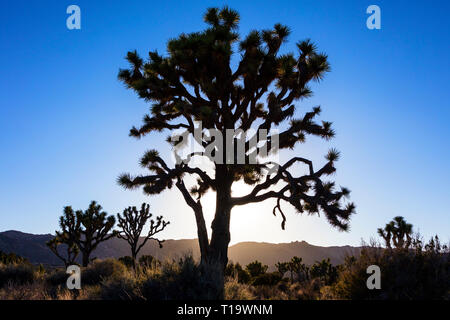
[
  {"left": 1, "top": 7, "right": 448, "bottom": 301},
  {"left": 0, "top": 216, "right": 448, "bottom": 300}
]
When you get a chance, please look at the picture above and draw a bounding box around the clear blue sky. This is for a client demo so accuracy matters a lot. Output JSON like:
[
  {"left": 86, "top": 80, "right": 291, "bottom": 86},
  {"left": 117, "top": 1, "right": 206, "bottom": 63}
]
[{"left": 0, "top": 0, "right": 449, "bottom": 246}]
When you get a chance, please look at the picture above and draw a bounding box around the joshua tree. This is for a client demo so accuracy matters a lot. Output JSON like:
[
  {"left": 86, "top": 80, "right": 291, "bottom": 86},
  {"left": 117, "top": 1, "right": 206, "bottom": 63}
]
[
  {"left": 392, "top": 216, "right": 413, "bottom": 248},
  {"left": 46, "top": 234, "right": 79, "bottom": 267},
  {"left": 245, "top": 260, "right": 268, "bottom": 278},
  {"left": 116, "top": 203, "right": 169, "bottom": 270},
  {"left": 288, "top": 256, "right": 309, "bottom": 282},
  {"left": 377, "top": 221, "right": 395, "bottom": 249},
  {"left": 378, "top": 216, "right": 413, "bottom": 249},
  {"left": 139, "top": 255, "right": 160, "bottom": 268},
  {"left": 275, "top": 261, "right": 289, "bottom": 277},
  {"left": 51, "top": 201, "right": 117, "bottom": 267},
  {"left": 117, "top": 7, "right": 355, "bottom": 295},
  {"left": 310, "top": 258, "right": 337, "bottom": 284}
]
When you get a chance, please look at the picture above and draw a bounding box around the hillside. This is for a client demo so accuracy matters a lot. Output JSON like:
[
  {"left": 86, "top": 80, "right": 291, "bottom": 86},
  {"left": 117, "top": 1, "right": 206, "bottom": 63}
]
[{"left": 0, "top": 230, "right": 361, "bottom": 267}]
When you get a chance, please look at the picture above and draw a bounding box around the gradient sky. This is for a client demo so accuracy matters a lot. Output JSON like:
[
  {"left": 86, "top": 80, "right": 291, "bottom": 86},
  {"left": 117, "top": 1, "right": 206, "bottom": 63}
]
[{"left": 0, "top": 0, "right": 449, "bottom": 247}]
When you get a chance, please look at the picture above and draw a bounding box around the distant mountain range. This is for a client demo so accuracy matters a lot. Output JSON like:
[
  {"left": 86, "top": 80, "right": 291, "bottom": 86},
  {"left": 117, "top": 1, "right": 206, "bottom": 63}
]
[{"left": 0, "top": 230, "right": 361, "bottom": 268}]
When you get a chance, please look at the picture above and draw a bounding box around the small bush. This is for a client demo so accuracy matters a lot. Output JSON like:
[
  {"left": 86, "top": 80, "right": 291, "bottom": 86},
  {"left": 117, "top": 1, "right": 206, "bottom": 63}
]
[
  {"left": 141, "top": 255, "right": 222, "bottom": 300},
  {"left": 224, "top": 277, "right": 254, "bottom": 300},
  {"left": 225, "top": 262, "right": 251, "bottom": 284},
  {"left": 250, "top": 272, "right": 282, "bottom": 286},
  {"left": 0, "top": 251, "right": 28, "bottom": 265},
  {"left": 118, "top": 256, "right": 135, "bottom": 269},
  {"left": 139, "top": 255, "right": 160, "bottom": 268},
  {"left": 245, "top": 261, "right": 268, "bottom": 278},
  {"left": 0, "top": 281, "right": 48, "bottom": 300},
  {"left": 99, "top": 271, "right": 142, "bottom": 300},
  {"left": 0, "top": 263, "right": 37, "bottom": 288},
  {"left": 46, "top": 268, "right": 69, "bottom": 287},
  {"left": 82, "top": 259, "right": 127, "bottom": 286}
]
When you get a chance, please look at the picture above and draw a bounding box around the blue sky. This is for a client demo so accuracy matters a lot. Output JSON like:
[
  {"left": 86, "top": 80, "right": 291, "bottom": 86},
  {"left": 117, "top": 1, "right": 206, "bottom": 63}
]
[{"left": 0, "top": 0, "right": 449, "bottom": 246}]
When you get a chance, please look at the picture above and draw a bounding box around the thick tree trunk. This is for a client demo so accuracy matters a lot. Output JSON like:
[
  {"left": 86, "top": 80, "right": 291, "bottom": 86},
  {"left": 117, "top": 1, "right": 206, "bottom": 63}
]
[
  {"left": 200, "top": 167, "right": 233, "bottom": 299},
  {"left": 209, "top": 203, "right": 232, "bottom": 269},
  {"left": 179, "top": 164, "right": 233, "bottom": 299},
  {"left": 82, "top": 251, "right": 90, "bottom": 267},
  {"left": 208, "top": 166, "right": 232, "bottom": 269}
]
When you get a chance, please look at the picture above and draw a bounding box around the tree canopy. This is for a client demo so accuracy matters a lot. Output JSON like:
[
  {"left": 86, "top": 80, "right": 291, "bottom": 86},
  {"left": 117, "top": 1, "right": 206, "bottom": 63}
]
[{"left": 117, "top": 7, "right": 355, "bottom": 280}]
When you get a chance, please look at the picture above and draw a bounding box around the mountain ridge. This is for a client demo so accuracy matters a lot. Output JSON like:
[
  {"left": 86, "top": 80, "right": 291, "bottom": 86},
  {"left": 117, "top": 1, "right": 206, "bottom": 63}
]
[{"left": 0, "top": 230, "right": 362, "bottom": 268}]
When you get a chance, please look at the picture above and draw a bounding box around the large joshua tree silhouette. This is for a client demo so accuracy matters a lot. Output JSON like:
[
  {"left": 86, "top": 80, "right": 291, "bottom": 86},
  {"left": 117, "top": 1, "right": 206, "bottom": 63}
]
[{"left": 117, "top": 7, "right": 355, "bottom": 279}]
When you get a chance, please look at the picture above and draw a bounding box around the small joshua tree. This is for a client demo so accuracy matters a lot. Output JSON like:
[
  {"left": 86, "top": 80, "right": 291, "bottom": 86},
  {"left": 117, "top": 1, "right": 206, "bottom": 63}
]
[
  {"left": 289, "top": 256, "right": 309, "bottom": 282},
  {"left": 116, "top": 203, "right": 169, "bottom": 270},
  {"left": 377, "top": 221, "right": 395, "bottom": 249},
  {"left": 275, "top": 261, "right": 289, "bottom": 278},
  {"left": 47, "top": 234, "right": 79, "bottom": 267},
  {"left": 50, "top": 201, "right": 117, "bottom": 267},
  {"left": 310, "top": 258, "right": 337, "bottom": 285},
  {"left": 245, "top": 260, "right": 268, "bottom": 278},
  {"left": 377, "top": 216, "right": 413, "bottom": 249}
]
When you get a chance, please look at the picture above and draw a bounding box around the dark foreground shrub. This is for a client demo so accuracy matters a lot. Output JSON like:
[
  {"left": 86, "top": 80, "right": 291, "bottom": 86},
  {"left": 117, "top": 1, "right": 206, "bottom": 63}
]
[
  {"left": 82, "top": 259, "right": 127, "bottom": 285},
  {"left": 331, "top": 238, "right": 450, "bottom": 300},
  {"left": 46, "top": 268, "right": 69, "bottom": 286},
  {"left": 118, "top": 256, "right": 135, "bottom": 269},
  {"left": 0, "top": 251, "right": 28, "bottom": 265},
  {"left": 99, "top": 273, "right": 142, "bottom": 300},
  {"left": 0, "top": 263, "right": 36, "bottom": 288},
  {"left": 245, "top": 261, "right": 268, "bottom": 278},
  {"left": 141, "top": 256, "right": 222, "bottom": 300},
  {"left": 139, "top": 255, "right": 159, "bottom": 268},
  {"left": 225, "top": 262, "right": 251, "bottom": 284},
  {"left": 250, "top": 272, "right": 282, "bottom": 286}
]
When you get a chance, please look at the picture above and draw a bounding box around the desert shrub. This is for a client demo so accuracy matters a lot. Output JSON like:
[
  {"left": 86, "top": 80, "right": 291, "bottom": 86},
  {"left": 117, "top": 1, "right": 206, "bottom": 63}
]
[
  {"left": 245, "top": 261, "right": 268, "bottom": 278},
  {"left": 293, "top": 278, "right": 323, "bottom": 300},
  {"left": 139, "top": 255, "right": 160, "bottom": 269},
  {"left": 331, "top": 237, "right": 450, "bottom": 300},
  {"left": 310, "top": 258, "right": 338, "bottom": 285},
  {"left": 250, "top": 272, "right": 282, "bottom": 286},
  {"left": 0, "top": 281, "right": 49, "bottom": 300},
  {"left": 99, "top": 271, "right": 142, "bottom": 300},
  {"left": 141, "top": 255, "right": 221, "bottom": 300},
  {"left": 46, "top": 268, "right": 69, "bottom": 286},
  {"left": 0, "top": 263, "right": 37, "bottom": 288},
  {"left": 118, "top": 256, "right": 135, "bottom": 269},
  {"left": 82, "top": 259, "right": 127, "bottom": 285},
  {"left": 250, "top": 283, "right": 290, "bottom": 300},
  {"left": 224, "top": 277, "right": 255, "bottom": 300},
  {"left": 0, "top": 251, "right": 28, "bottom": 265},
  {"left": 225, "top": 262, "right": 251, "bottom": 284}
]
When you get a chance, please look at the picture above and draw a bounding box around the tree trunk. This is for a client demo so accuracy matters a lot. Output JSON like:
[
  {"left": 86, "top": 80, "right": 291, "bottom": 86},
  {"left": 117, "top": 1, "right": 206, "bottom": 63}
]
[
  {"left": 131, "top": 245, "right": 137, "bottom": 271},
  {"left": 201, "top": 167, "right": 233, "bottom": 299},
  {"left": 82, "top": 251, "right": 90, "bottom": 267},
  {"left": 209, "top": 166, "right": 232, "bottom": 269},
  {"left": 193, "top": 204, "right": 210, "bottom": 266},
  {"left": 209, "top": 203, "right": 231, "bottom": 269}
]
